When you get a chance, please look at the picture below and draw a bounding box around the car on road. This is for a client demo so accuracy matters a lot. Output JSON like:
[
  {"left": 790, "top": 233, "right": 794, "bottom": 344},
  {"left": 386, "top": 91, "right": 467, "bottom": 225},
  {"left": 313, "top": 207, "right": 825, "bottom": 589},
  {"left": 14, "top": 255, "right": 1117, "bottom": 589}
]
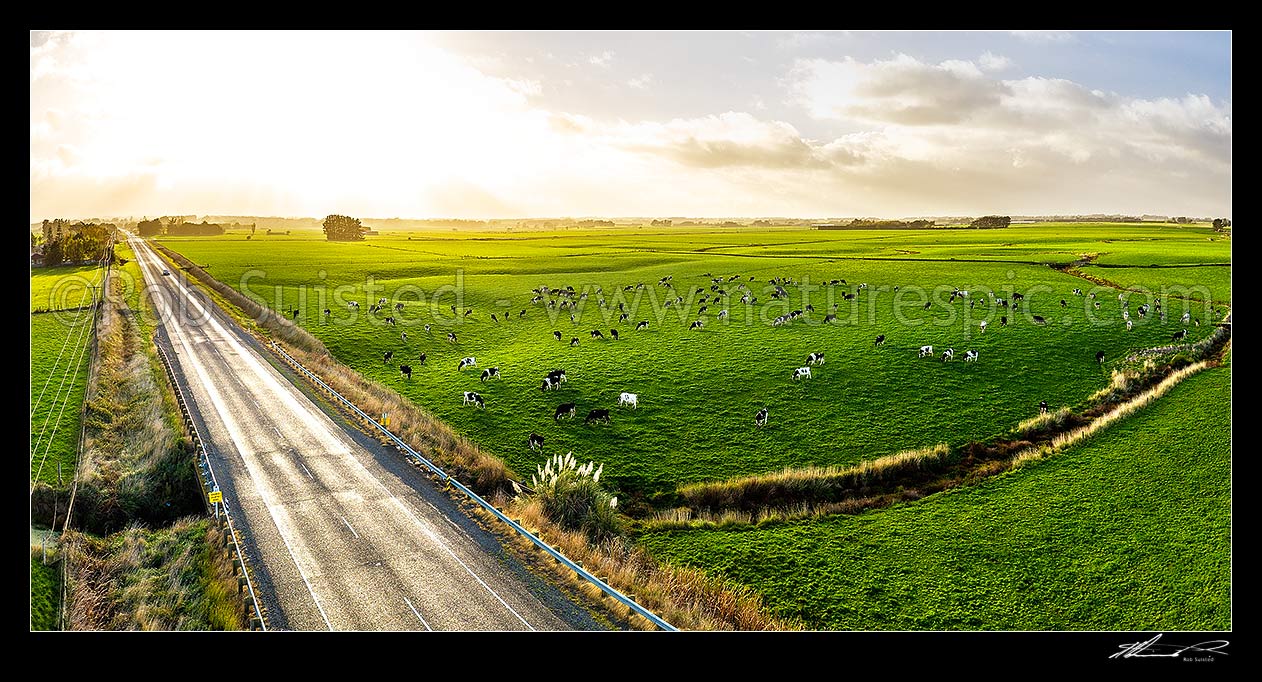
[{"left": 162, "top": 269, "right": 170, "bottom": 276}]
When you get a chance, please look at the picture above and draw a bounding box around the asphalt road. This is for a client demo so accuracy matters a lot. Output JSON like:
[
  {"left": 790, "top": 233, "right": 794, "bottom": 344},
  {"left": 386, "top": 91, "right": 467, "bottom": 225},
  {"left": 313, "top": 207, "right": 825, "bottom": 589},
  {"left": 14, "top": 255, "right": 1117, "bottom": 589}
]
[{"left": 129, "top": 236, "right": 603, "bottom": 631}]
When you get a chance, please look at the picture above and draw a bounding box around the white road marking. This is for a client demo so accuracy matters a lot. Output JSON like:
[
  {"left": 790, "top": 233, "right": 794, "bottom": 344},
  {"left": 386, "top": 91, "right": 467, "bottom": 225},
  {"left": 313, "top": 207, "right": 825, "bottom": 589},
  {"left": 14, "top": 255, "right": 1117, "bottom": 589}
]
[
  {"left": 274, "top": 426, "right": 283, "bottom": 438},
  {"left": 425, "top": 500, "right": 464, "bottom": 531},
  {"left": 402, "top": 596, "right": 433, "bottom": 631},
  {"left": 340, "top": 515, "right": 359, "bottom": 539},
  {"left": 298, "top": 462, "right": 315, "bottom": 480}
]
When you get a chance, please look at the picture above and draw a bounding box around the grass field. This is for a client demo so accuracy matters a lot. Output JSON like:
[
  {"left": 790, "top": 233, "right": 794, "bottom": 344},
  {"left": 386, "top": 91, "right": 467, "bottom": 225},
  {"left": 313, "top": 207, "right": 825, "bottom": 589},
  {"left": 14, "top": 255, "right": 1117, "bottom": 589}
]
[
  {"left": 30, "top": 310, "right": 95, "bottom": 486},
  {"left": 31, "top": 263, "right": 104, "bottom": 313},
  {"left": 637, "top": 359, "right": 1232, "bottom": 630},
  {"left": 30, "top": 552, "right": 60, "bottom": 630},
  {"left": 158, "top": 223, "right": 1228, "bottom": 496}
]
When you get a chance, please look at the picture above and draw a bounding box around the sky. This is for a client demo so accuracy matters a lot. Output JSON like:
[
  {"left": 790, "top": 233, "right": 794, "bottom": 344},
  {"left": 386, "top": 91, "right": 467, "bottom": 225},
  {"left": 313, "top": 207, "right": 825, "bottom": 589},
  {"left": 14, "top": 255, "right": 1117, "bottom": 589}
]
[{"left": 29, "top": 30, "right": 1232, "bottom": 221}]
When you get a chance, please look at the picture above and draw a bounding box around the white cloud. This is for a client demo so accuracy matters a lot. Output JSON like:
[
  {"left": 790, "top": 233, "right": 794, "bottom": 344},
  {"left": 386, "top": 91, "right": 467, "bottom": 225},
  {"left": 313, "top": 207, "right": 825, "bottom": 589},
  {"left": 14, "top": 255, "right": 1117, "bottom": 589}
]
[
  {"left": 789, "top": 54, "right": 1010, "bottom": 125},
  {"left": 588, "top": 51, "right": 614, "bottom": 67},
  {"left": 628, "top": 73, "right": 654, "bottom": 90},
  {"left": 978, "top": 51, "right": 1013, "bottom": 71},
  {"left": 1010, "top": 30, "right": 1076, "bottom": 44},
  {"left": 778, "top": 52, "right": 1230, "bottom": 214}
]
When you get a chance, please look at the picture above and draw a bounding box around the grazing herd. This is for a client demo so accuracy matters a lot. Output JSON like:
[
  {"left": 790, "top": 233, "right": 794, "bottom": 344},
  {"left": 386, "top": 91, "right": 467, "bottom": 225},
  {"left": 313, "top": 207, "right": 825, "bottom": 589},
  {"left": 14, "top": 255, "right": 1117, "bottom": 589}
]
[{"left": 322, "top": 265, "right": 1202, "bottom": 455}]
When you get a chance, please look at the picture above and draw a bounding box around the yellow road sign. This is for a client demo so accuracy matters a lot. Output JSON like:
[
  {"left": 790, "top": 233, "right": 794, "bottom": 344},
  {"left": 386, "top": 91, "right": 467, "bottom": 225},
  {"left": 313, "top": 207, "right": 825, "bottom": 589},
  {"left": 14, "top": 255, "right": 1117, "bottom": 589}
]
[{"left": 208, "top": 490, "right": 223, "bottom": 504}]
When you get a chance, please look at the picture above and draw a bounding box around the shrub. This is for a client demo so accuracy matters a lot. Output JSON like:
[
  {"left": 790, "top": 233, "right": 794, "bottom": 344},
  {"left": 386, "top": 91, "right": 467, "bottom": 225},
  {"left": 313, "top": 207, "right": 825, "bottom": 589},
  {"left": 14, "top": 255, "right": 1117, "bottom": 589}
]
[{"left": 528, "top": 452, "right": 622, "bottom": 542}]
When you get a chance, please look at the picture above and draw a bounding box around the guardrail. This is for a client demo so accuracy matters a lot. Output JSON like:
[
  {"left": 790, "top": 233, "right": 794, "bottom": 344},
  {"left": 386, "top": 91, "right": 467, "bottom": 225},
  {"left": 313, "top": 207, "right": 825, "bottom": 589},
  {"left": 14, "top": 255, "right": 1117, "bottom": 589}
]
[
  {"left": 153, "top": 330, "right": 267, "bottom": 631},
  {"left": 267, "top": 341, "right": 676, "bottom": 632}
]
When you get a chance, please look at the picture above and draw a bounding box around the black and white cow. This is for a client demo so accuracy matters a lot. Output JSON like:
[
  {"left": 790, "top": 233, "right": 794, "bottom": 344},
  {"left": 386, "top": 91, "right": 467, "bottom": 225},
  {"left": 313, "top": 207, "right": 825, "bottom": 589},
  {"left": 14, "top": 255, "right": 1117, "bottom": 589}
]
[
  {"left": 792, "top": 367, "right": 812, "bottom": 380},
  {"left": 1032, "top": 315, "right": 1047, "bottom": 325},
  {"left": 585, "top": 409, "right": 611, "bottom": 424},
  {"left": 447, "top": 332, "right": 458, "bottom": 343},
  {"left": 717, "top": 309, "right": 729, "bottom": 320},
  {"left": 941, "top": 348, "right": 955, "bottom": 362},
  {"left": 806, "top": 352, "right": 825, "bottom": 366},
  {"left": 874, "top": 334, "right": 886, "bottom": 346},
  {"left": 400, "top": 364, "right": 412, "bottom": 379},
  {"left": 570, "top": 337, "right": 580, "bottom": 347},
  {"left": 1012, "top": 292, "right": 1025, "bottom": 302},
  {"left": 481, "top": 367, "right": 500, "bottom": 382},
  {"left": 636, "top": 321, "right": 649, "bottom": 331},
  {"left": 964, "top": 350, "right": 978, "bottom": 362},
  {"left": 1171, "top": 328, "right": 1188, "bottom": 341},
  {"left": 754, "top": 407, "right": 769, "bottom": 427},
  {"left": 1000, "top": 316, "right": 1008, "bottom": 326},
  {"left": 462, "top": 391, "right": 485, "bottom": 408},
  {"left": 619, "top": 313, "right": 630, "bottom": 323},
  {"left": 824, "top": 313, "right": 837, "bottom": 323},
  {"left": 457, "top": 356, "right": 477, "bottom": 371},
  {"left": 690, "top": 320, "right": 704, "bottom": 330},
  {"left": 554, "top": 330, "right": 563, "bottom": 341},
  {"left": 918, "top": 345, "right": 934, "bottom": 358},
  {"left": 1039, "top": 401, "right": 1049, "bottom": 415},
  {"left": 528, "top": 433, "right": 545, "bottom": 450},
  {"left": 554, "top": 403, "right": 577, "bottom": 421},
  {"left": 401, "top": 331, "right": 408, "bottom": 342},
  {"left": 548, "top": 369, "right": 568, "bottom": 384},
  {"left": 383, "top": 350, "right": 394, "bottom": 363},
  {"left": 610, "top": 329, "right": 620, "bottom": 340},
  {"left": 591, "top": 330, "right": 604, "bottom": 339},
  {"left": 418, "top": 352, "right": 427, "bottom": 365},
  {"left": 1095, "top": 351, "right": 1105, "bottom": 364}
]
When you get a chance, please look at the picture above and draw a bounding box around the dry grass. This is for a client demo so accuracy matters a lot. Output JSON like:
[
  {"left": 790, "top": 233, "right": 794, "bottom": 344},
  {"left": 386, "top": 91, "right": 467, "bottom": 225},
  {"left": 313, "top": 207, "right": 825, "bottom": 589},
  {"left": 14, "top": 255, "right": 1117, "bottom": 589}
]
[
  {"left": 509, "top": 498, "right": 799, "bottom": 630},
  {"left": 677, "top": 444, "right": 950, "bottom": 513},
  {"left": 63, "top": 518, "right": 246, "bottom": 630}
]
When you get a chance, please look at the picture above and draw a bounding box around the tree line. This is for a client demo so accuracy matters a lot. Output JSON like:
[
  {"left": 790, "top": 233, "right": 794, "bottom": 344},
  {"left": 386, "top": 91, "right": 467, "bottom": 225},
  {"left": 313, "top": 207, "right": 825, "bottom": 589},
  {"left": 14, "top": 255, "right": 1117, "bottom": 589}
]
[
  {"left": 35, "top": 219, "right": 114, "bottom": 266},
  {"left": 137, "top": 217, "right": 226, "bottom": 237}
]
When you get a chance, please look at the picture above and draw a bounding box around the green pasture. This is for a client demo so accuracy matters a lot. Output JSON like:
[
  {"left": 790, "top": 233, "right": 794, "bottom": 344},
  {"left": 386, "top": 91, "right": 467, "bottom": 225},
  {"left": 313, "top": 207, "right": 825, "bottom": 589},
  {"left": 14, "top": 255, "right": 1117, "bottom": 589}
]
[
  {"left": 31, "top": 264, "right": 104, "bottom": 313},
  {"left": 639, "top": 361, "right": 1232, "bottom": 630},
  {"left": 158, "top": 223, "right": 1227, "bottom": 496}
]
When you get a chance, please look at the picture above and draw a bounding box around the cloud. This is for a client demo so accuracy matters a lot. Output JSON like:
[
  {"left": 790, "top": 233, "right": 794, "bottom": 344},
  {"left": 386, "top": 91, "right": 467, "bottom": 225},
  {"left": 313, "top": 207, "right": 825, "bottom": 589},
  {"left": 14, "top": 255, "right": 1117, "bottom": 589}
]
[
  {"left": 777, "top": 52, "right": 1230, "bottom": 214},
  {"left": 1010, "top": 30, "right": 1076, "bottom": 44},
  {"left": 588, "top": 51, "right": 614, "bottom": 67},
  {"left": 627, "top": 73, "right": 653, "bottom": 90},
  {"left": 789, "top": 54, "right": 1011, "bottom": 125},
  {"left": 609, "top": 112, "right": 866, "bottom": 171},
  {"left": 978, "top": 51, "right": 1013, "bottom": 71}
]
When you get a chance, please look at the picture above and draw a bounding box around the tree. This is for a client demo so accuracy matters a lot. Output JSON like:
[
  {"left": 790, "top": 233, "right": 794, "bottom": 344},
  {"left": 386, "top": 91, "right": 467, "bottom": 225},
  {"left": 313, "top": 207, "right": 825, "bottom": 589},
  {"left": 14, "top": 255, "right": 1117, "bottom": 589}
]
[
  {"left": 970, "top": 215, "right": 1011, "bottom": 229},
  {"left": 323, "top": 214, "right": 367, "bottom": 241}
]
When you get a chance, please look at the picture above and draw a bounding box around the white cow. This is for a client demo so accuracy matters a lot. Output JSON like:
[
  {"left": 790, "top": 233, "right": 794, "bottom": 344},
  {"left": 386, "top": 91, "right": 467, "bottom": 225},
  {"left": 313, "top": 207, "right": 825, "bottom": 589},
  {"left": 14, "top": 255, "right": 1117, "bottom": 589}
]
[
  {"left": 1126, "top": 319, "right": 1133, "bottom": 331},
  {"left": 457, "top": 356, "right": 477, "bottom": 370},
  {"left": 793, "top": 367, "right": 812, "bottom": 380},
  {"left": 462, "top": 391, "right": 484, "bottom": 408},
  {"left": 964, "top": 350, "right": 978, "bottom": 362},
  {"left": 941, "top": 348, "right": 955, "bottom": 362},
  {"left": 979, "top": 320, "right": 988, "bottom": 333},
  {"left": 806, "top": 352, "right": 825, "bottom": 366},
  {"left": 618, "top": 392, "right": 638, "bottom": 409},
  {"left": 918, "top": 345, "right": 934, "bottom": 358}
]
